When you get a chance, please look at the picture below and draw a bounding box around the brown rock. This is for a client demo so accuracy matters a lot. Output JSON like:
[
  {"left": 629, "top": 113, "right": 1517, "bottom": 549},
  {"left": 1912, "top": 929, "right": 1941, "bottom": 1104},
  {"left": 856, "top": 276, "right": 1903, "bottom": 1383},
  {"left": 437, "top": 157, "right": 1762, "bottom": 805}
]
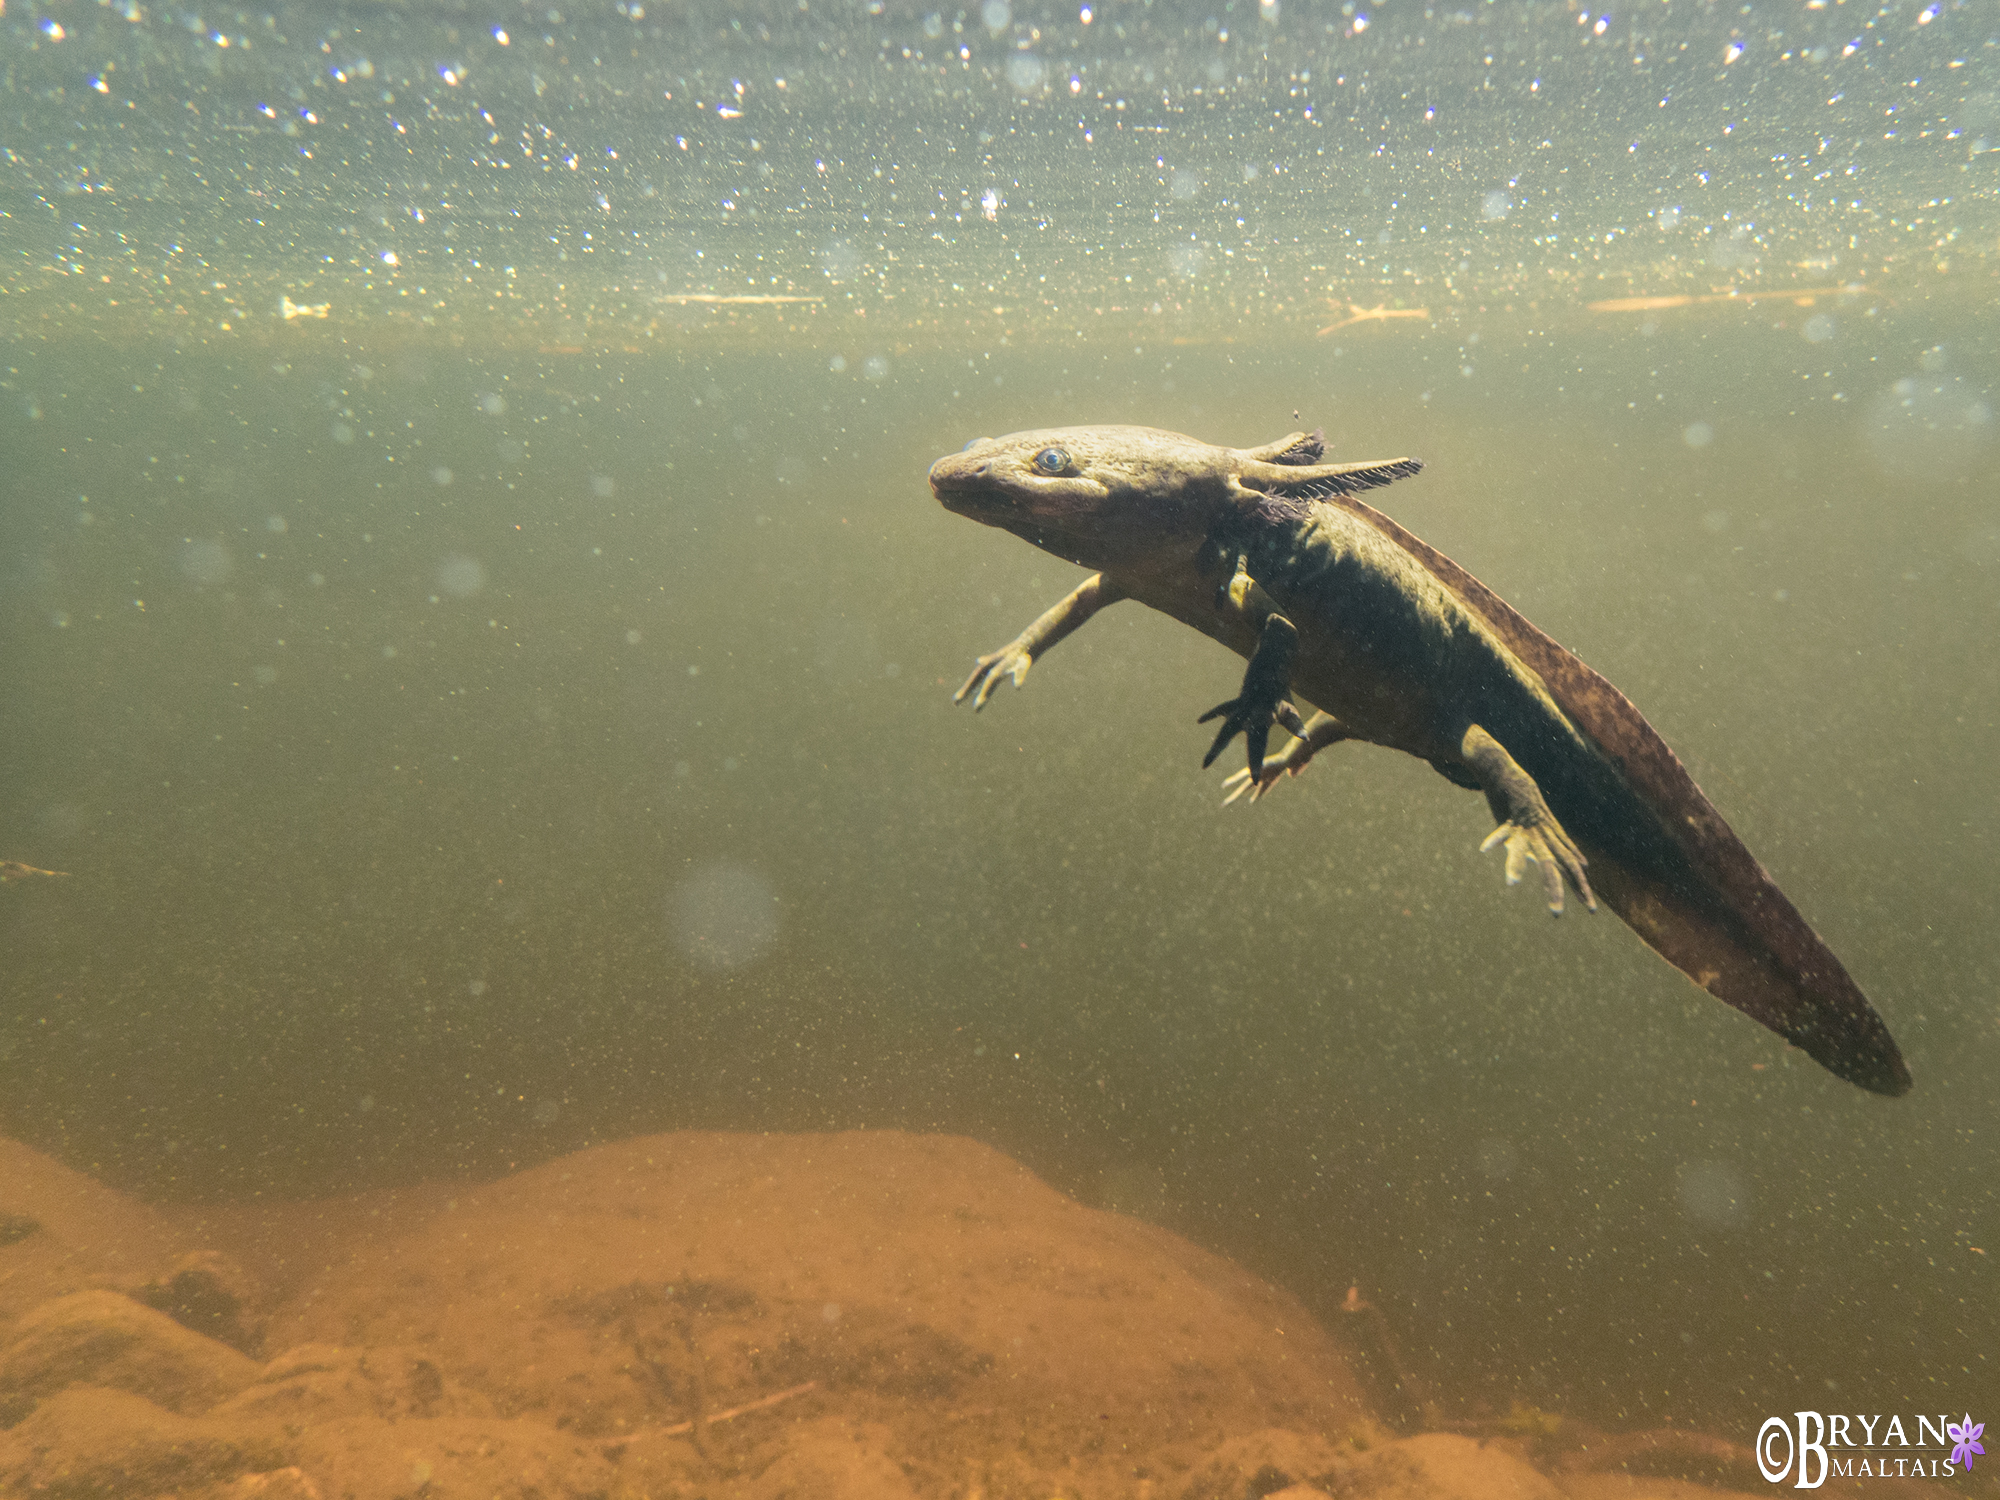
[
  {"left": 132, "top": 1249, "right": 261, "bottom": 1354},
  {"left": 286, "top": 1414, "right": 620, "bottom": 1500},
  {"left": 1559, "top": 1479, "right": 1771, "bottom": 1500},
  {"left": 1352, "top": 1433, "right": 1573, "bottom": 1500},
  {"left": 743, "top": 1415, "right": 921, "bottom": 1500},
  {"left": 262, "top": 1129, "right": 1370, "bottom": 1463},
  {"left": 1185, "top": 1430, "right": 1581, "bottom": 1500},
  {"left": 232, "top": 1467, "right": 326, "bottom": 1500},
  {"left": 0, "top": 1289, "right": 261, "bottom": 1415},
  {"left": 210, "top": 1341, "right": 495, "bottom": 1425},
  {"left": 0, "top": 1140, "right": 190, "bottom": 1330},
  {"left": 1181, "top": 1426, "right": 1356, "bottom": 1500},
  {"left": 0, "top": 1385, "right": 286, "bottom": 1497},
  {"left": 0, "top": 1130, "right": 1392, "bottom": 1500}
]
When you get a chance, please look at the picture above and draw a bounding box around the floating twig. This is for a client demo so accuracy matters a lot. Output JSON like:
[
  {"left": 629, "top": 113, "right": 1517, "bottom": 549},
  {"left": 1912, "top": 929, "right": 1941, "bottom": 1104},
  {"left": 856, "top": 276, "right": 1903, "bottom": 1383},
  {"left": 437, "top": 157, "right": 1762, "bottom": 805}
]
[{"left": 1317, "top": 303, "right": 1430, "bottom": 335}]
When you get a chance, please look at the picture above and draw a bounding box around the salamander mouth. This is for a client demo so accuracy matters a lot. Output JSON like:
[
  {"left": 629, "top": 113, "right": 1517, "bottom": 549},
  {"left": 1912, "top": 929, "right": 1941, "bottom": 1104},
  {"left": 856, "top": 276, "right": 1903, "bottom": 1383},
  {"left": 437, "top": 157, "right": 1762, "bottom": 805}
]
[{"left": 928, "top": 452, "right": 1008, "bottom": 512}]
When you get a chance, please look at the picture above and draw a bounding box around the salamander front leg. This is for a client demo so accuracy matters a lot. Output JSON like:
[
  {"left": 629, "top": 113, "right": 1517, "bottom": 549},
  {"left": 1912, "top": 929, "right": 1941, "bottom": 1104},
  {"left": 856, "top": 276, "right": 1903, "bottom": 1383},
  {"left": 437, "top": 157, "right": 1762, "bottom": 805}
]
[
  {"left": 954, "top": 574, "right": 1125, "bottom": 710},
  {"left": 1198, "top": 553, "right": 1304, "bottom": 782},
  {"left": 1461, "top": 724, "right": 1597, "bottom": 915}
]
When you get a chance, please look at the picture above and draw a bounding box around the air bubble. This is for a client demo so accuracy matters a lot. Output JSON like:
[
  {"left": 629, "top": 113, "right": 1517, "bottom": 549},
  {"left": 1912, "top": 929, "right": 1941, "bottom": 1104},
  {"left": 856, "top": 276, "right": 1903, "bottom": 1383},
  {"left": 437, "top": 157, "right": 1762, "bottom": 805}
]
[
  {"left": 669, "top": 863, "right": 779, "bottom": 971},
  {"left": 436, "top": 555, "right": 486, "bottom": 597}
]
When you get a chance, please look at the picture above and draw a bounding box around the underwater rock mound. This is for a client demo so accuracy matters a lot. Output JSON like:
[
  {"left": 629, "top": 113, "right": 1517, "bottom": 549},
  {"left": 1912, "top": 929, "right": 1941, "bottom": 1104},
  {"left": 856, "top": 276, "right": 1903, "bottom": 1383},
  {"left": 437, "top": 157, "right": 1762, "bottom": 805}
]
[
  {"left": 257, "top": 1129, "right": 1374, "bottom": 1486},
  {"left": 0, "top": 1138, "right": 194, "bottom": 1330},
  {"left": 0, "top": 1129, "right": 1878, "bottom": 1500},
  {"left": 0, "top": 1289, "right": 260, "bottom": 1417}
]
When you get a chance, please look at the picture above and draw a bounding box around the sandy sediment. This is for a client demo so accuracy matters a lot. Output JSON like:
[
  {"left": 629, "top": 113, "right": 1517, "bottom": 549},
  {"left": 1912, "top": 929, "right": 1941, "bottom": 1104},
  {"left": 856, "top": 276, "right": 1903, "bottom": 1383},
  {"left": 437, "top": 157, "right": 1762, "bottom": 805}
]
[{"left": 0, "top": 1129, "right": 1906, "bottom": 1500}]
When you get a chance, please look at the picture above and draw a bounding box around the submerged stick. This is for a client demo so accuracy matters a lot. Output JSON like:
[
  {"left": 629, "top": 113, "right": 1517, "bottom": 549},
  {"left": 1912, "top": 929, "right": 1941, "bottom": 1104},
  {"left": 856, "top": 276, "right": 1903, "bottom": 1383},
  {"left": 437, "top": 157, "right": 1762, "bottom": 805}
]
[{"left": 614, "top": 1379, "right": 819, "bottom": 1446}]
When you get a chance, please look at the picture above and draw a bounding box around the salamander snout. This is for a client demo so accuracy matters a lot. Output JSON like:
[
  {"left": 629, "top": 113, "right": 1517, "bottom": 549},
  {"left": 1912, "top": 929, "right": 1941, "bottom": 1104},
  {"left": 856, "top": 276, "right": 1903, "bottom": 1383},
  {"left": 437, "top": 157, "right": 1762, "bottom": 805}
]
[{"left": 928, "top": 448, "right": 993, "bottom": 506}]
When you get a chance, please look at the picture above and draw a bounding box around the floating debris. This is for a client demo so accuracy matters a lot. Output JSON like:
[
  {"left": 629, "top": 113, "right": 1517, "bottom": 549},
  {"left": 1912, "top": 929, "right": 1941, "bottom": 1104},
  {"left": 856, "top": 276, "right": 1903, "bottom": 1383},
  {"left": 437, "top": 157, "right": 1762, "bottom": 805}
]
[
  {"left": 0, "top": 862, "right": 67, "bottom": 882},
  {"left": 1317, "top": 302, "right": 1430, "bottom": 335},
  {"left": 280, "top": 295, "right": 331, "bottom": 320},
  {"left": 1587, "top": 285, "right": 1865, "bottom": 313},
  {"left": 656, "top": 293, "right": 823, "bottom": 306}
]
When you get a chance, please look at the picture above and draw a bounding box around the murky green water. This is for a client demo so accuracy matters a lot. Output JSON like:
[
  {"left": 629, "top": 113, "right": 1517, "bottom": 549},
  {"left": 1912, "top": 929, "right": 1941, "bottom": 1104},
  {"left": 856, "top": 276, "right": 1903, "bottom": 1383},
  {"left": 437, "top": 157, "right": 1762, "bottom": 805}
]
[{"left": 3, "top": 0, "right": 1996, "bottom": 1442}]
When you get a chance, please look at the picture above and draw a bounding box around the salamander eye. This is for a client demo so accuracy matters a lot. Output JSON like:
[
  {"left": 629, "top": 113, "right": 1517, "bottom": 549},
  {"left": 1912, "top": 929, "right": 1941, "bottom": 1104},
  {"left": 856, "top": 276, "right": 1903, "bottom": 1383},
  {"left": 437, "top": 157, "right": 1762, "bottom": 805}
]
[{"left": 1033, "top": 446, "right": 1070, "bottom": 475}]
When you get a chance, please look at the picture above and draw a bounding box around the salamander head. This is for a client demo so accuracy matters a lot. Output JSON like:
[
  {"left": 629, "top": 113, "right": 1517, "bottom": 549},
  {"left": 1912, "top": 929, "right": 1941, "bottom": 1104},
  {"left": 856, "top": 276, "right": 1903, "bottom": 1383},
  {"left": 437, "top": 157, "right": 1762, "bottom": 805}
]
[{"left": 928, "top": 424, "right": 1234, "bottom": 570}]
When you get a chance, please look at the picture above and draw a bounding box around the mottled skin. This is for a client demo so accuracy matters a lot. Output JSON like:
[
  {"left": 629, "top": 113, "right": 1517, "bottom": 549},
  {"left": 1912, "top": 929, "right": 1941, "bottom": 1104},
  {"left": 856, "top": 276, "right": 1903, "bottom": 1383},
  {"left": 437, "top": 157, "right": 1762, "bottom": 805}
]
[{"left": 929, "top": 423, "right": 1910, "bottom": 1097}]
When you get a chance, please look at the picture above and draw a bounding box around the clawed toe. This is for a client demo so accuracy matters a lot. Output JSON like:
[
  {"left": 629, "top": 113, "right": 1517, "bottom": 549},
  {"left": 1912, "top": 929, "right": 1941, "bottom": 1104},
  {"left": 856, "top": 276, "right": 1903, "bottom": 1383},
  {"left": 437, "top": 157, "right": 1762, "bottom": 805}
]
[
  {"left": 1220, "top": 762, "right": 1288, "bottom": 805},
  {"left": 954, "top": 646, "right": 1033, "bottom": 710},
  {"left": 1199, "top": 692, "right": 1306, "bottom": 780},
  {"left": 1480, "top": 820, "right": 1595, "bottom": 916},
  {"left": 1198, "top": 695, "right": 1264, "bottom": 773}
]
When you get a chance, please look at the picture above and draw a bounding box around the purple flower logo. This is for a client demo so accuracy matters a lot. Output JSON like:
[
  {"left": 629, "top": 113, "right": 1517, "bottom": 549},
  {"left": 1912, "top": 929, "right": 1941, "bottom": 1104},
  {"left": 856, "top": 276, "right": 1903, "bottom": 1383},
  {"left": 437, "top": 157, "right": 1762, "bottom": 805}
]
[{"left": 1949, "top": 1414, "right": 1985, "bottom": 1471}]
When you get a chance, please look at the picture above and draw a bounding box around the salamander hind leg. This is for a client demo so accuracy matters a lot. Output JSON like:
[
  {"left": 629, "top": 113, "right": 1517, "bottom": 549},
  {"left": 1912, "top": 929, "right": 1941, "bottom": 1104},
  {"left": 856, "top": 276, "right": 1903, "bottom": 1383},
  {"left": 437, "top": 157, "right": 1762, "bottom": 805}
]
[
  {"left": 1460, "top": 725, "right": 1597, "bottom": 916},
  {"left": 1219, "top": 711, "right": 1350, "bottom": 804}
]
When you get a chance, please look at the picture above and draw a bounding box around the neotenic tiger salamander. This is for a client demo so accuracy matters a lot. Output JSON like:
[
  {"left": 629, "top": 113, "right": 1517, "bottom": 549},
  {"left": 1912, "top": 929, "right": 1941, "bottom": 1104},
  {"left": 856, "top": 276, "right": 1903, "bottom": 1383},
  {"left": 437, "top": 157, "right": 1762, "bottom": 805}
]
[{"left": 929, "top": 422, "right": 1908, "bottom": 1097}]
